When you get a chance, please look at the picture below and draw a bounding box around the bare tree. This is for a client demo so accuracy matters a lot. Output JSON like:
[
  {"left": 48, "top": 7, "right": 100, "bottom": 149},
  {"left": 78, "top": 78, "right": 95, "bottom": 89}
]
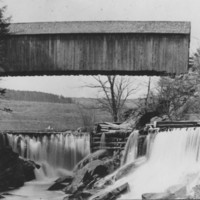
[
  {"left": 76, "top": 102, "right": 96, "bottom": 131},
  {"left": 145, "top": 77, "right": 151, "bottom": 108},
  {"left": 87, "top": 75, "right": 137, "bottom": 122}
]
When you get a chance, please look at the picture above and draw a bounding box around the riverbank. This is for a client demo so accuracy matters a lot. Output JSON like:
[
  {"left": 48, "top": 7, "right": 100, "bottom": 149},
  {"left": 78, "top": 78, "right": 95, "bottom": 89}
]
[{"left": 2, "top": 179, "right": 66, "bottom": 200}]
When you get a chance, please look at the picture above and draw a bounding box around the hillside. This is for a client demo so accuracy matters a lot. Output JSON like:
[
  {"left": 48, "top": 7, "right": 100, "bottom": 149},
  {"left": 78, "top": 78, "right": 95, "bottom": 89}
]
[
  {"left": 0, "top": 89, "right": 137, "bottom": 131},
  {"left": 3, "top": 89, "right": 74, "bottom": 104},
  {"left": 0, "top": 99, "right": 112, "bottom": 131}
]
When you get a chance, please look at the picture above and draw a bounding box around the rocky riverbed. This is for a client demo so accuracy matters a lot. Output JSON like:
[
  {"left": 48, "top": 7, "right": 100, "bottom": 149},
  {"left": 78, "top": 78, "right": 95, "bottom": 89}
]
[
  {"left": 47, "top": 149, "right": 132, "bottom": 200},
  {"left": 47, "top": 148, "right": 200, "bottom": 200},
  {"left": 0, "top": 145, "right": 40, "bottom": 198}
]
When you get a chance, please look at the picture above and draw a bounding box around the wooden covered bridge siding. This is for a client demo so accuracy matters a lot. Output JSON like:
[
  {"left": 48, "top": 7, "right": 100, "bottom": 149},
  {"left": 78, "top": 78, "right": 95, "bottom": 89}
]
[{"left": 1, "top": 21, "right": 190, "bottom": 76}]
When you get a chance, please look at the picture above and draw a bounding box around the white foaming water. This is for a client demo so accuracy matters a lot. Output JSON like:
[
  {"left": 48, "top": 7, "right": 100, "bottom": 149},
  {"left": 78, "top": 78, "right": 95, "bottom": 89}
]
[
  {"left": 144, "top": 129, "right": 157, "bottom": 159},
  {"left": 6, "top": 132, "right": 90, "bottom": 178},
  {"left": 3, "top": 179, "right": 67, "bottom": 200},
  {"left": 95, "top": 127, "right": 200, "bottom": 199},
  {"left": 121, "top": 130, "right": 139, "bottom": 166},
  {"left": 119, "top": 127, "right": 200, "bottom": 199}
]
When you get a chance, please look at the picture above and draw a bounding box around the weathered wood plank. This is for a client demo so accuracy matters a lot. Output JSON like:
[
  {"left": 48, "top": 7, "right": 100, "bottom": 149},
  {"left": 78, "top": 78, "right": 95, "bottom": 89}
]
[{"left": 2, "top": 30, "right": 190, "bottom": 75}]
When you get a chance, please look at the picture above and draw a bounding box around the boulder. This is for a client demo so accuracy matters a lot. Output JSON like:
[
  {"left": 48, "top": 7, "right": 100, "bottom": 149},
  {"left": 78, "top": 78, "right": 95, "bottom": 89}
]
[
  {"left": 93, "top": 176, "right": 114, "bottom": 190},
  {"left": 73, "top": 149, "right": 110, "bottom": 172},
  {"left": 48, "top": 175, "right": 74, "bottom": 191},
  {"left": 63, "top": 190, "right": 95, "bottom": 200},
  {"left": 64, "top": 157, "right": 118, "bottom": 195},
  {"left": 91, "top": 154, "right": 122, "bottom": 190},
  {"left": 142, "top": 185, "right": 188, "bottom": 200},
  {"left": 0, "top": 161, "right": 25, "bottom": 191},
  {"left": 54, "top": 174, "right": 74, "bottom": 184},
  {"left": 0, "top": 146, "right": 19, "bottom": 170},
  {"left": 100, "top": 158, "right": 118, "bottom": 174},
  {"left": 167, "top": 184, "right": 187, "bottom": 199},
  {"left": 0, "top": 146, "right": 39, "bottom": 191},
  {"left": 27, "top": 160, "right": 40, "bottom": 169},
  {"left": 48, "top": 182, "right": 69, "bottom": 191},
  {"left": 142, "top": 192, "right": 176, "bottom": 199},
  {"left": 64, "top": 159, "right": 108, "bottom": 194},
  {"left": 0, "top": 133, "right": 4, "bottom": 147},
  {"left": 20, "top": 159, "right": 40, "bottom": 182},
  {"left": 0, "top": 147, "right": 25, "bottom": 191},
  {"left": 91, "top": 182, "right": 129, "bottom": 200}
]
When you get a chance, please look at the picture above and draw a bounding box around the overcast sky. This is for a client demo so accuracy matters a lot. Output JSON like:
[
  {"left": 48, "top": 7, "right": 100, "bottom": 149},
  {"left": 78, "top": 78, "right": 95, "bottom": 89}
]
[{"left": 0, "top": 0, "right": 199, "bottom": 98}]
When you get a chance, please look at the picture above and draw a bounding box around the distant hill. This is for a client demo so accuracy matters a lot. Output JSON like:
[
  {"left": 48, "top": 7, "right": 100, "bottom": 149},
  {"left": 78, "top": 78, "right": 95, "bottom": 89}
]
[
  {"left": 0, "top": 89, "right": 137, "bottom": 131},
  {"left": 0, "top": 89, "right": 111, "bottom": 131},
  {"left": 3, "top": 89, "right": 74, "bottom": 104},
  {"left": 2, "top": 89, "right": 138, "bottom": 107}
]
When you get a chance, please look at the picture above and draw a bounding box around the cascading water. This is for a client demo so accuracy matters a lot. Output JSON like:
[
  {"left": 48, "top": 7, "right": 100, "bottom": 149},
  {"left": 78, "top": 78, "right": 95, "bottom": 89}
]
[
  {"left": 121, "top": 130, "right": 139, "bottom": 166},
  {"left": 6, "top": 132, "right": 90, "bottom": 179},
  {"left": 118, "top": 127, "right": 200, "bottom": 199},
  {"left": 143, "top": 128, "right": 157, "bottom": 159},
  {"left": 100, "top": 132, "right": 106, "bottom": 149},
  {"left": 94, "top": 127, "right": 200, "bottom": 199}
]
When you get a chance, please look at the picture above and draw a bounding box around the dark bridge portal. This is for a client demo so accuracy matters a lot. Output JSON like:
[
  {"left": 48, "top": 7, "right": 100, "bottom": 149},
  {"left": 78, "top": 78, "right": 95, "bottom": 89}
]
[{"left": 2, "top": 21, "right": 190, "bottom": 76}]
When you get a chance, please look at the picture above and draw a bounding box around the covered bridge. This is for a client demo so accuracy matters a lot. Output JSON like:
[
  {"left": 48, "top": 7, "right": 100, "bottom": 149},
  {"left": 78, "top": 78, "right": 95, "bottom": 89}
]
[{"left": 1, "top": 21, "right": 191, "bottom": 76}]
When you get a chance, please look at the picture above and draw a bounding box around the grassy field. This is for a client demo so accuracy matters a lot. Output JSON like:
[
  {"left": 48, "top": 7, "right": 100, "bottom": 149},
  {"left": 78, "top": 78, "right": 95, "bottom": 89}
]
[
  {"left": 0, "top": 88, "right": 138, "bottom": 131},
  {"left": 0, "top": 99, "right": 112, "bottom": 131}
]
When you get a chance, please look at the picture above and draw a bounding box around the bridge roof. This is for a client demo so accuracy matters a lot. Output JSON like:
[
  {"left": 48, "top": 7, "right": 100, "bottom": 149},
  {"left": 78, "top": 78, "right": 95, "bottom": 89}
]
[{"left": 9, "top": 21, "right": 191, "bottom": 35}]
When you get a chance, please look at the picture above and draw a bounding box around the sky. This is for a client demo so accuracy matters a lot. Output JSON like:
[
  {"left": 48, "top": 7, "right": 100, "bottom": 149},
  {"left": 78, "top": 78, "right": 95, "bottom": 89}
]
[
  {"left": 0, "top": 0, "right": 200, "bottom": 98},
  {"left": 0, "top": 75, "right": 158, "bottom": 98}
]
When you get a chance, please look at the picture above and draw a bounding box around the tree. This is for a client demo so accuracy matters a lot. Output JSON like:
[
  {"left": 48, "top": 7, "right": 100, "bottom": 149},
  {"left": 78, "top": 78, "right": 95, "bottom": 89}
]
[
  {"left": 76, "top": 102, "right": 96, "bottom": 131},
  {"left": 122, "top": 77, "right": 158, "bottom": 127},
  {"left": 0, "top": 5, "right": 10, "bottom": 68},
  {"left": 191, "top": 48, "right": 200, "bottom": 73},
  {"left": 124, "top": 72, "right": 198, "bottom": 127},
  {"left": 0, "top": 5, "right": 10, "bottom": 108},
  {"left": 144, "top": 77, "right": 151, "bottom": 108},
  {"left": 154, "top": 76, "right": 196, "bottom": 120},
  {"left": 87, "top": 75, "right": 137, "bottom": 122}
]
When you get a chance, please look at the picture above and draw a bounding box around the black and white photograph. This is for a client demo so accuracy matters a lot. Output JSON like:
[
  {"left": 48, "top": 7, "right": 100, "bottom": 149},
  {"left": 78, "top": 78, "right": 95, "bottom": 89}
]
[{"left": 0, "top": 0, "right": 200, "bottom": 199}]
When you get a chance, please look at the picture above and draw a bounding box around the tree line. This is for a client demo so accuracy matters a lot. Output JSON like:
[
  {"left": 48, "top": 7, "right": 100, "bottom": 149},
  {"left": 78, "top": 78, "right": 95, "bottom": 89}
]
[{"left": 4, "top": 89, "right": 74, "bottom": 104}]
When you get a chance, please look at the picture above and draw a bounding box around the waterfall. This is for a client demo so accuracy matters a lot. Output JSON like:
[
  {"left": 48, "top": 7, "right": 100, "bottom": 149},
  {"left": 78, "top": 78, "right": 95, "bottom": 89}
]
[
  {"left": 144, "top": 128, "right": 158, "bottom": 159},
  {"left": 98, "top": 127, "right": 200, "bottom": 199},
  {"left": 121, "top": 130, "right": 139, "bottom": 166},
  {"left": 6, "top": 132, "right": 90, "bottom": 178},
  {"left": 100, "top": 132, "right": 106, "bottom": 149}
]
